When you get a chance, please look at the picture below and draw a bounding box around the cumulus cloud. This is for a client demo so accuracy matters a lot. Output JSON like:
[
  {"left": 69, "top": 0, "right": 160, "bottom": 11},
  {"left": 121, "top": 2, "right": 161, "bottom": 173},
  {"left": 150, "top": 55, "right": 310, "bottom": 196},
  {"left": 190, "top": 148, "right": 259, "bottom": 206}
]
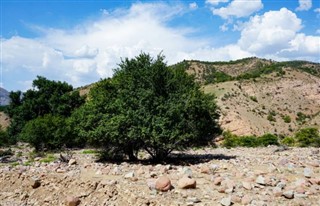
[
  {"left": 211, "top": 0, "right": 263, "bottom": 19},
  {"left": 74, "top": 45, "right": 99, "bottom": 58},
  {"left": 296, "top": 0, "right": 312, "bottom": 11},
  {"left": 237, "top": 8, "right": 320, "bottom": 61}
]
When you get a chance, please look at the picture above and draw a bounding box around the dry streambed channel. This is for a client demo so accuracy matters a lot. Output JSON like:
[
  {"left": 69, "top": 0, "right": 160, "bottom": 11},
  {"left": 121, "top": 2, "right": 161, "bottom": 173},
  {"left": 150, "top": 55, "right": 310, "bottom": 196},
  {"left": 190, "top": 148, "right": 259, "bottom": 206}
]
[{"left": 0, "top": 146, "right": 319, "bottom": 206}]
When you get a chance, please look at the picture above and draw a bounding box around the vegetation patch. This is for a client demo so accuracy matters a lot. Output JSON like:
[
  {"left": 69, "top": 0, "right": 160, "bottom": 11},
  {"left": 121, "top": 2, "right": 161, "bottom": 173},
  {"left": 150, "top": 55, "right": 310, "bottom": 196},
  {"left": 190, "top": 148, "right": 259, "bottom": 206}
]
[{"left": 222, "top": 131, "right": 279, "bottom": 148}]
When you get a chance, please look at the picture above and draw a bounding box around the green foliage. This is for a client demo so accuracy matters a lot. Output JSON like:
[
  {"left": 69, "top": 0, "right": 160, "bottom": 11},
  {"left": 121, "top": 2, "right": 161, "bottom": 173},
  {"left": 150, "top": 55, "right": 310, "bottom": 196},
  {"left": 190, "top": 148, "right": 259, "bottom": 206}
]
[
  {"left": 39, "top": 154, "right": 56, "bottom": 163},
  {"left": 283, "top": 115, "right": 291, "bottom": 123},
  {"left": 281, "top": 136, "right": 295, "bottom": 146},
  {"left": 72, "top": 53, "right": 220, "bottom": 161},
  {"left": 82, "top": 149, "right": 99, "bottom": 154},
  {"left": 296, "top": 112, "right": 309, "bottom": 123},
  {"left": 0, "top": 127, "right": 9, "bottom": 146},
  {"left": 19, "top": 114, "right": 74, "bottom": 151},
  {"left": 222, "top": 131, "right": 238, "bottom": 148},
  {"left": 203, "top": 66, "right": 233, "bottom": 84},
  {"left": 257, "top": 133, "right": 279, "bottom": 146},
  {"left": 249, "top": 96, "right": 258, "bottom": 102},
  {"left": 222, "top": 131, "right": 279, "bottom": 148},
  {"left": 6, "top": 76, "right": 85, "bottom": 146},
  {"left": 0, "top": 106, "right": 8, "bottom": 112},
  {"left": 267, "top": 110, "right": 277, "bottom": 122},
  {"left": 294, "top": 128, "right": 320, "bottom": 147}
]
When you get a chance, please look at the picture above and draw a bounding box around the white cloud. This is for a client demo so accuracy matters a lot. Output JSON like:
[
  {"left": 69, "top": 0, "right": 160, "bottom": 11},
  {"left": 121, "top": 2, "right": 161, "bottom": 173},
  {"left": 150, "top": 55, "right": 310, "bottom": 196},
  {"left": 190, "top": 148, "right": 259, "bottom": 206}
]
[
  {"left": 205, "top": 0, "right": 229, "bottom": 6},
  {"left": 237, "top": 8, "right": 320, "bottom": 61},
  {"left": 296, "top": 0, "right": 312, "bottom": 11},
  {"left": 211, "top": 0, "right": 263, "bottom": 19},
  {"left": 189, "top": 2, "right": 198, "bottom": 10},
  {"left": 74, "top": 45, "right": 99, "bottom": 58},
  {"left": 238, "top": 8, "right": 302, "bottom": 54}
]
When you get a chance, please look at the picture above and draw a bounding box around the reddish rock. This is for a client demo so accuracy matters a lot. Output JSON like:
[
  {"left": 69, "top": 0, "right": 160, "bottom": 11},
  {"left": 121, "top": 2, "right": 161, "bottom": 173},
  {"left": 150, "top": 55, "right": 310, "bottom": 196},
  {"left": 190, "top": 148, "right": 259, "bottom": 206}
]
[
  {"left": 155, "top": 176, "right": 172, "bottom": 192},
  {"left": 65, "top": 196, "right": 80, "bottom": 206},
  {"left": 241, "top": 195, "right": 252, "bottom": 205},
  {"left": 200, "top": 165, "right": 210, "bottom": 174},
  {"left": 177, "top": 176, "right": 196, "bottom": 189}
]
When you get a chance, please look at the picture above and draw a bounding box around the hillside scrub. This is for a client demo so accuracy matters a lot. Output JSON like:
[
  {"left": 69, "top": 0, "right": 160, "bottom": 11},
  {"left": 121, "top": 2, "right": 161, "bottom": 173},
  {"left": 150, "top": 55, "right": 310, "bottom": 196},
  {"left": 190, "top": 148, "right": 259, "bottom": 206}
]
[{"left": 71, "top": 53, "right": 220, "bottom": 161}]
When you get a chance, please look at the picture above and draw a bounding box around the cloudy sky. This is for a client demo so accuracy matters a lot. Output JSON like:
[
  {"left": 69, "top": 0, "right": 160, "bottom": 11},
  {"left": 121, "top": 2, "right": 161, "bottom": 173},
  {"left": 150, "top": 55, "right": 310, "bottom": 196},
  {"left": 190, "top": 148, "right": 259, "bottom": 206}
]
[{"left": 1, "top": 0, "right": 320, "bottom": 91}]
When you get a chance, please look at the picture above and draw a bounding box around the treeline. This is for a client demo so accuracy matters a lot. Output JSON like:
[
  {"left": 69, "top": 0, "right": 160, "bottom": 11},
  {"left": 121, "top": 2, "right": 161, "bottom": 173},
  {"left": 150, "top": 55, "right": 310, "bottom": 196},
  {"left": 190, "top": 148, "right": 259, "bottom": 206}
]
[{"left": 1, "top": 53, "right": 220, "bottom": 161}]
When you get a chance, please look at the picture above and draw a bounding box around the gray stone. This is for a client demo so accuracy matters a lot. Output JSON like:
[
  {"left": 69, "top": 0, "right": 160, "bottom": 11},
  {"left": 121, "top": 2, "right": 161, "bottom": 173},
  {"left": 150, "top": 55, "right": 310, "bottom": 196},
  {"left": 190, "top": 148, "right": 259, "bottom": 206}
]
[
  {"left": 220, "top": 197, "right": 231, "bottom": 206},
  {"left": 124, "top": 171, "right": 135, "bottom": 179},
  {"left": 256, "top": 175, "right": 265, "bottom": 185},
  {"left": 283, "top": 190, "right": 294, "bottom": 199},
  {"left": 303, "top": 167, "right": 312, "bottom": 178},
  {"left": 186, "top": 197, "right": 201, "bottom": 203}
]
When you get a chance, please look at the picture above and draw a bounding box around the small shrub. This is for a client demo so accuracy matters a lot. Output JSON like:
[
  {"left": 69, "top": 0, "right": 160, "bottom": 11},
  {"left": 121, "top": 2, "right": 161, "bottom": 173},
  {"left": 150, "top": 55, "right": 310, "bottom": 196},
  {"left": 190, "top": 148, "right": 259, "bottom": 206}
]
[
  {"left": 250, "top": 96, "right": 258, "bottom": 102},
  {"left": 238, "top": 136, "right": 259, "bottom": 147},
  {"left": 40, "top": 154, "right": 56, "bottom": 163},
  {"left": 294, "top": 128, "right": 320, "bottom": 147},
  {"left": 281, "top": 136, "right": 295, "bottom": 146},
  {"left": 283, "top": 115, "right": 291, "bottom": 123},
  {"left": 258, "top": 133, "right": 279, "bottom": 146},
  {"left": 82, "top": 149, "right": 99, "bottom": 154},
  {"left": 222, "top": 131, "right": 239, "bottom": 148}
]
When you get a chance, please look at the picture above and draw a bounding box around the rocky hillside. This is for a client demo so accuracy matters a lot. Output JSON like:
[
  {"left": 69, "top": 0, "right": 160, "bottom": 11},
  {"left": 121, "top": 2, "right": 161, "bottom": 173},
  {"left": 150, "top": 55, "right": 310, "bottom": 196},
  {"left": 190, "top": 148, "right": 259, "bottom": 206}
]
[{"left": 172, "top": 58, "right": 320, "bottom": 136}]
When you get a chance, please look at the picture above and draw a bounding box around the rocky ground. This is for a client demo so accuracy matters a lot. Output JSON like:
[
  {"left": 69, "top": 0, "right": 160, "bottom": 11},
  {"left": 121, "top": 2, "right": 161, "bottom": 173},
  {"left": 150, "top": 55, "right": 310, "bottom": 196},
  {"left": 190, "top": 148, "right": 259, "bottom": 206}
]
[{"left": 0, "top": 146, "right": 319, "bottom": 206}]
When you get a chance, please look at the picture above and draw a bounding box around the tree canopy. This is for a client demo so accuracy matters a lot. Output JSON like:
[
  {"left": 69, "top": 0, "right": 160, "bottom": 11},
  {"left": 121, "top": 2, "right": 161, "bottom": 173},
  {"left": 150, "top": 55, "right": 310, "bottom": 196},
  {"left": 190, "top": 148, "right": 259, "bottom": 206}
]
[{"left": 72, "top": 53, "right": 220, "bottom": 161}]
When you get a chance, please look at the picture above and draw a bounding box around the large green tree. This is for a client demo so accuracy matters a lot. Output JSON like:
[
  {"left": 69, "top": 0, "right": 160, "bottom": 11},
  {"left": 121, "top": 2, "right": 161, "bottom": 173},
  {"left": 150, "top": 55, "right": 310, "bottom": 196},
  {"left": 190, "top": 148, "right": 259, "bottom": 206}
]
[
  {"left": 6, "top": 76, "right": 85, "bottom": 147},
  {"left": 72, "top": 53, "right": 220, "bottom": 161}
]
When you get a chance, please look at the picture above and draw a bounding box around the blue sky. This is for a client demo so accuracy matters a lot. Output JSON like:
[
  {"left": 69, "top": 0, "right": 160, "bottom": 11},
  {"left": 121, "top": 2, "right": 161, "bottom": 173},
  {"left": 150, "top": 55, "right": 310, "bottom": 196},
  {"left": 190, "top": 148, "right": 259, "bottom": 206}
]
[{"left": 1, "top": 0, "right": 320, "bottom": 91}]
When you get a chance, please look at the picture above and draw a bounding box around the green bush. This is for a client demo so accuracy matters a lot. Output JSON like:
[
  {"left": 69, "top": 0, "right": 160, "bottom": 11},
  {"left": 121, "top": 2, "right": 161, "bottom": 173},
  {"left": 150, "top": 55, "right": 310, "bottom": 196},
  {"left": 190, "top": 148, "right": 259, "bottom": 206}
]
[
  {"left": 6, "top": 76, "right": 85, "bottom": 144},
  {"left": 283, "top": 115, "right": 291, "bottom": 123},
  {"left": 294, "top": 128, "right": 320, "bottom": 147},
  {"left": 222, "top": 132, "right": 279, "bottom": 148},
  {"left": 222, "top": 131, "right": 239, "bottom": 148},
  {"left": 19, "top": 114, "right": 74, "bottom": 151},
  {"left": 281, "top": 136, "right": 295, "bottom": 146},
  {"left": 257, "top": 133, "right": 279, "bottom": 146}
]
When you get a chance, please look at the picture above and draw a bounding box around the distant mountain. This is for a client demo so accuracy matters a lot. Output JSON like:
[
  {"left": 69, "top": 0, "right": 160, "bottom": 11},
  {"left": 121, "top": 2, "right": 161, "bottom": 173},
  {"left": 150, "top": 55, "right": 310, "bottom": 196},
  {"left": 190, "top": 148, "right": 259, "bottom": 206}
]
[{"left": 0, "top": 88, "right": 10, "bottom": 106}]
